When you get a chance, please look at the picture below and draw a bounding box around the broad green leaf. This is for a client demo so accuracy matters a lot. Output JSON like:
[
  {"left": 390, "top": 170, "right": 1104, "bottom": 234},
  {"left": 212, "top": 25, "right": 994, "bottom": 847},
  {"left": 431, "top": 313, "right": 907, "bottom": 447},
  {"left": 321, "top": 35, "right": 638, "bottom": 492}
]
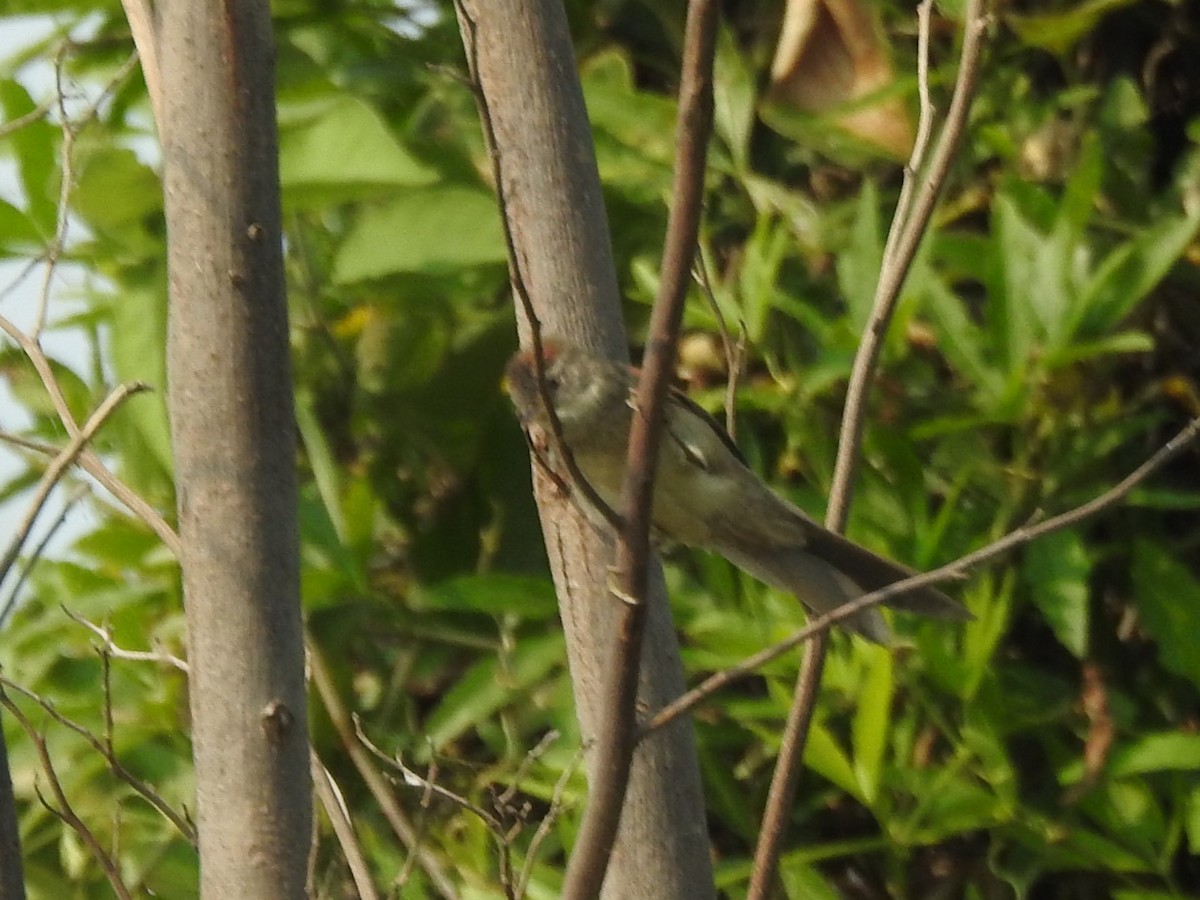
[
  {"left": 108, "top": 285, "right": 174, "bottom": 488},
  {"left": 923, "top": 276, "right": 1006, "bottom": 406},
  {"left": 332, "top": 185, "right": 505, "bottom": 282},
  {"left": 1187, "top": 785, "right": 1200, "bottom": 855},
  {"left": 0, "top": 197, "right": 42, "bottom": 251},
  {"left": 1131, "top": 541, "right": 1200, "bottom": 690},
  {"left": 1107, "top": 732, "right": 1200, "bottom": 777},
  {"left": 0, "top": 78, "right": 57, "bottom": 233},
  {"left": 1023, "top": 529, "right": 1090, "bottom": 657},
  {"left": 72, "top": 146, "right": 162, "bottom": 239},
  {"left": 279, "top": 95, "right": 438, "bottom": 195}
]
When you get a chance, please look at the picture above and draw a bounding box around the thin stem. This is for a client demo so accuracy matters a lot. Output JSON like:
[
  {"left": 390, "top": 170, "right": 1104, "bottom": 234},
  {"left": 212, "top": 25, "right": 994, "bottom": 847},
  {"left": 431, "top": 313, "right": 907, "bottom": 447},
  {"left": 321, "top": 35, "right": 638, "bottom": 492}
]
[
  {"left": 560, "top": 2, "right": 718, "bottom": 896},
  {"left": 643, "top": 415, "right": 1200, "bottom": 735}
]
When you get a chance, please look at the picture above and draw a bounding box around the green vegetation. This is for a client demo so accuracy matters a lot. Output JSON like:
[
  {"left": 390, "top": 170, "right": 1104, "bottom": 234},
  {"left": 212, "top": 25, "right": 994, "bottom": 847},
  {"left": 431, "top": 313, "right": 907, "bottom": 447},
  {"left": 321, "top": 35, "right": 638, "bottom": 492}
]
[{"left": 1, "top": 0, "right": 1198, "bottom": 896}]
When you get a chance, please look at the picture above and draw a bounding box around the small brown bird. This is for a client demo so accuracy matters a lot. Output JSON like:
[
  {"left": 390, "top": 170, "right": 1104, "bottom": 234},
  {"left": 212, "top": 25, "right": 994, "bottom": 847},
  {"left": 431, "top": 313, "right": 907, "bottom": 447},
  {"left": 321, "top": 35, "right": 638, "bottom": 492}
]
[{"left": 506, "top": 339, "right": 970, "bottom": 643}]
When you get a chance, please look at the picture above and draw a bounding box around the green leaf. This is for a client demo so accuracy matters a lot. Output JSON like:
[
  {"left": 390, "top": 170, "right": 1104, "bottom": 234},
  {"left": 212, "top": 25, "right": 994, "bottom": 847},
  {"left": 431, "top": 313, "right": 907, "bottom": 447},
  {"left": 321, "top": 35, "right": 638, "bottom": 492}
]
[
  {"left": 72, "top": 147, "right": 162, "bottom": 239},
  {"left": 411, "top": 574, "right": 558, "bottom": 620},
  {"left": 923, "top": 276, "right": 1006, "bottom": 406},
  {"left": 1107, "top": 732, "right": 1200, "bottom": 777},
  {"left": 852, "top": 644, "right": 894, "bottom": 806},
  {"left": 0, "top": 78, "right": 57, "bottom": 233},
  {"left": 1079, "top": 209, "right": 1200, "bottom": 337},
  {"left": 279, "top": 95, "right": 439, "bottom": 197},
  {"left": 0, "top": 197, "right": 43, "bottom": 252},
  {"left": 713, "top": 26, "right": 756, "bottom": 171},
  {"left": 295, "top": 388, "right": 345, "bottom": 541},
  {"left": 838, "top": 180, "right": 883, "bottom": 331},
  {"left": 1131, "top": 541, "right": 1200, "bottom": 690},
  {"left": 1009, "top": 0, "right": 1139, "bottom": 54},
  {"left": 108, "top": 285, "right": 174, "bottom": 488},
  {"left": 804, "top": 720, "right": 864, "bottom": 802},
  {"left": 423, "top": 633, "right": 564, "bottom": 751},
  {"left": 332, "top": 185, "right": 505, "bottom": 282},
  {"left": 1023, "top": 529, "right": 1090, "bottom": 657}
]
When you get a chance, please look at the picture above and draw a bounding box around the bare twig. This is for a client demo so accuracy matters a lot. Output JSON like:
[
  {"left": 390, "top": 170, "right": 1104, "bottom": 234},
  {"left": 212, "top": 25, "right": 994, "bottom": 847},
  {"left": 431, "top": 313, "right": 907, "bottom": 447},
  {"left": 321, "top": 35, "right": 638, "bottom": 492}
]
[
  {"left": 311, "top": 752, "right": 382, "bottom": 900},
  {"left": 354, "top": 720, "right": 516, "bottom": 899},
  {"left": 0, "top": 314, "right": 181, "bottom": 557},
  {"left": 62, "top": 607, "right": 189, "bottom": 673},
  {"left": 118, "top": 0, "right": 163, "bottom": 130},
  {"left": 0, "top": 380, "right": 149, "bottom": 587},
  {"left": 0, "top": 673, "right": 196, "bottom": 845},
  {"left": 643, "top": 414, "right": 1200, "bottom": 735},
  {"left": 0, "top": 97, "right": 55, "bottom": 140},
  {"left": 0, "top": 685, "right": 134, "bottom": 900},
  {"left": 747, "top": 3, "right": 989, "bottom": 892},
  {"left": 826, "top": 0, "right": 989, "bottom": 528},
  {"left": 0, "top": 483, "right": 88, "bottom": 630},
  {"left": 34, "top": 48, "right": 142, "bottom": 339},
  {"left": 746, "top": 630, "right": 827, "bottom": 900},
  {"left": 560, "top": 3, "right": 719, "bottom": 897},
  {"left": 453, "top": 0, "right": 620, "bottom": 532},
  {"left": 514, "top": 745, "right": 583, "bottom": 900},
  {"left": 307, "top": 635, "right": 459, "bottom": 900}
]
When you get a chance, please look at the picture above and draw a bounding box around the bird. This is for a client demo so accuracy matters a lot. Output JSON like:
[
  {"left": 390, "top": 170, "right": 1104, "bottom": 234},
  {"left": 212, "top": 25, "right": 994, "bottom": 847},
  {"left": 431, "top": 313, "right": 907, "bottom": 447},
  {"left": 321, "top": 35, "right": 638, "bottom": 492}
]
[{"left": 505, "top": 339, "right": 970, "bottom": 643}]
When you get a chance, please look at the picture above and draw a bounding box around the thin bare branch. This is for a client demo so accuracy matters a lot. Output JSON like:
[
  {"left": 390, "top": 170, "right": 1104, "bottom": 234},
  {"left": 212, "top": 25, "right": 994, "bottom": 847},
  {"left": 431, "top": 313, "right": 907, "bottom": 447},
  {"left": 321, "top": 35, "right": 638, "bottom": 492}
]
[
  {"left": 644, "top": 414, "right": 1200, "bottom": 735},
  {"left": 0, "top": 484, "right": 87, "bottom": 630},
  {"left": 34, "top": 48, "right": 142, "bottom": 339},
  {"left": 118, "top": 0, "right": 163, "bottom": 130},
  {"left": 514, "top": 744, "right": 582, "bottom": 900},
  {"left": 0, "top": 380, "right": 149, "bottom": 587},
  {"left": 0, "top": 673, "right": 196, "bottom": 845},
  {"left": 354, "top": 719, "right": 519, "bottom": 897},
  {"left": 748, "top": 4, "right": 989, "bottom": 892},
  {"left": 561, "top": 2, "right": 719, "bottom": 896},
  {"left": 693, "top": 253, "right": 746, "bottom": 439},
  {"left": 453, "top": 0, "right": 620, "bottom": 532},
  {"left": 62, "top": 607, "right": 189, "bottom": 673},
  {"left": 0, "top": 313, "right": 180, "bottom": 557},
  {"left": 0, "top": 98, "right": 54, "bottom": 140},
  {"left": 0, "top": 685, "right": 134, "bottom": 900},
  {"left": 827, "top": 0, "right": 989, "bottom": 528},
  {"left": 312, "top": 753, "right": 382, "bottom": 900},
  {"left": 307, "top": 635, "right": 459, "bottom": 900}
]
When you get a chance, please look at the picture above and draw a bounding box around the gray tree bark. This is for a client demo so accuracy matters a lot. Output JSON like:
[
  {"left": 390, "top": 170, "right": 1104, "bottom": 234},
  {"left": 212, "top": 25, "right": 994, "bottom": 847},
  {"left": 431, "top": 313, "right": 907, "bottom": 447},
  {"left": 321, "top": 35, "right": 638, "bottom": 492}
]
[
  {"left": 458, "top": 1, "right": 716, "bottom": 897},
  {"left": 159, "top": 1, "right": 311, "bottom": 897},
  {"left": 0, "top": 720, "right": 25, "bottom": 900}
]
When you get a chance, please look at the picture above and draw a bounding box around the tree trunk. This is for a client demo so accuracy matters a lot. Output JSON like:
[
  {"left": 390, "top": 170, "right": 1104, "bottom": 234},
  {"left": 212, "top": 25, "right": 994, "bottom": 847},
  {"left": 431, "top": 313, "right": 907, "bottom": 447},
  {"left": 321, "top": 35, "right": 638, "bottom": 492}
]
[
  {"left": 458, "top": 1, "right": 716, "bottom": 897},
  {"left": 0, "top": 719, "right": 25, "bottom": 900},
  {"left": 159, "top": 2, "right": 311, "bottom": 897}
]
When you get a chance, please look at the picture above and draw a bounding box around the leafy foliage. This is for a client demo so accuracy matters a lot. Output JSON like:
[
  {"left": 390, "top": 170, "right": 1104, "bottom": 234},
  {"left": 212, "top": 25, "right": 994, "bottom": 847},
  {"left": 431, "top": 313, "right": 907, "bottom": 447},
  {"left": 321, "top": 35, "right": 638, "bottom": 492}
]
[{"left": 1, "top": 0, "right": 1199, "bottom": 897}]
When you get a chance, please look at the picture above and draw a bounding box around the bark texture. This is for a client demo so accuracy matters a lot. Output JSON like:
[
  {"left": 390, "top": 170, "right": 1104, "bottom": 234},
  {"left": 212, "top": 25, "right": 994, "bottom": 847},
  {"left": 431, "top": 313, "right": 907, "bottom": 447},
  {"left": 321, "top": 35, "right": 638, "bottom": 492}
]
[
  {"left": 159, "top": 1, "right": 311, "bottom": 896},
  {"left": 0, "top": 720, "right": 24, "bottom": 900}
]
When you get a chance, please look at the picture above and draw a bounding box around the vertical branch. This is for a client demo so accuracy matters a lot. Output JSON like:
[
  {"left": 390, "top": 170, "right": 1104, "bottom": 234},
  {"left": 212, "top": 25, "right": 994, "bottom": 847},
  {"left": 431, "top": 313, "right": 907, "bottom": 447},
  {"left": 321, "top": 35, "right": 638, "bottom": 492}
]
[
  {"left": 826, "top": 0, "right": 989, "bottom": 527},
  {"left": 0, "top": 713, "right": 24, "bottom": 900},
  {"left": 456, "top": 1, "right": 716, "bottom": 897},
  {"left": 561, "top": 2, "right": 719, "bottom": 896},
  {"left": 158, "top": 0, "right": 312, "bottom": 895},
  {"left": 748, "top": 2, "right": 990, "bottom": 895}
]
